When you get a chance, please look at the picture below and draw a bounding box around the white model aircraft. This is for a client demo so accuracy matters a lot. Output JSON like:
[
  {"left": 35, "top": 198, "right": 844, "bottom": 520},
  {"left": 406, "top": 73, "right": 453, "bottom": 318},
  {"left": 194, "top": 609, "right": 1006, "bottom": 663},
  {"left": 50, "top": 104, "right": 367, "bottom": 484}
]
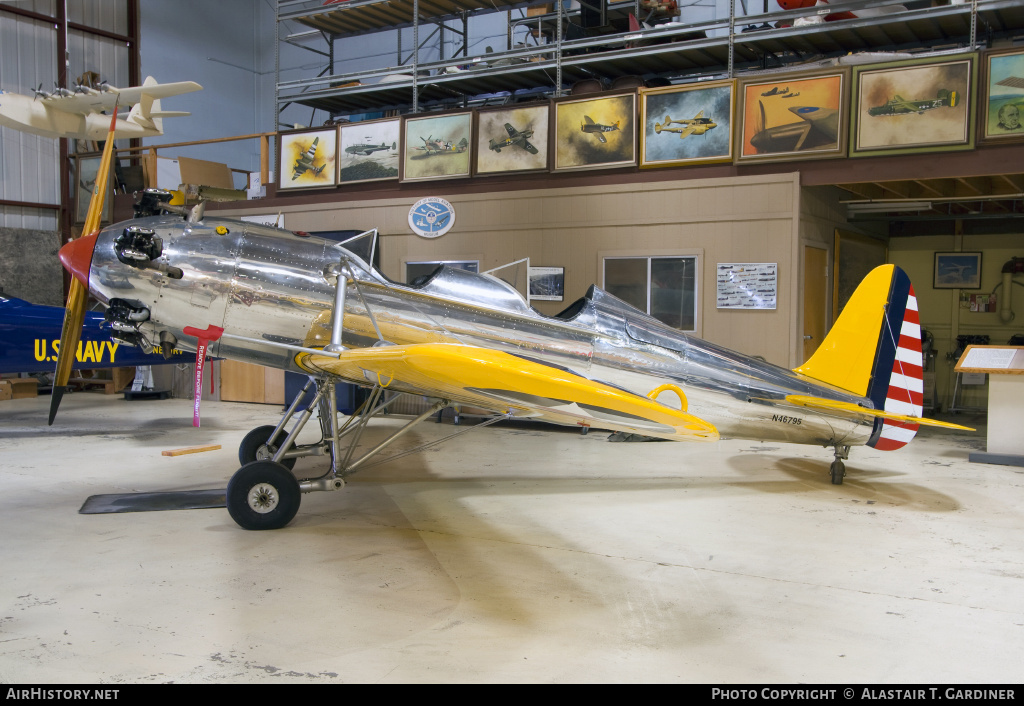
[{"left": 0, "top": 76, "right": 201, "bottom": 140}]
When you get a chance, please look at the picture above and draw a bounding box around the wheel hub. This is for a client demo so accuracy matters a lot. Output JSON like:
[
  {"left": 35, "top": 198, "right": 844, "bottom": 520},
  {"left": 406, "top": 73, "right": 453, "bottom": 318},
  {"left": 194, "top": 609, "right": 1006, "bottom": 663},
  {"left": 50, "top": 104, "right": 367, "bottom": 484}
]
[
  {"left": 256, "top": 444, "right": 273, "bottom": 461},
  {"left": 247, "top": 483, "right": 279, "bottom": 513}
]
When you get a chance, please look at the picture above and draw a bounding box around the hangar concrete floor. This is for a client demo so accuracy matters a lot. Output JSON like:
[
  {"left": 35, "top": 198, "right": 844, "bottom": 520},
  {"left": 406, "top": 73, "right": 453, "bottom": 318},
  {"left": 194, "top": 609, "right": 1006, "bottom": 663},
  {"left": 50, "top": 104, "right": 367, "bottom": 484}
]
[{"left": 0, "top": 392, "right": 1020, "bottom": 684}]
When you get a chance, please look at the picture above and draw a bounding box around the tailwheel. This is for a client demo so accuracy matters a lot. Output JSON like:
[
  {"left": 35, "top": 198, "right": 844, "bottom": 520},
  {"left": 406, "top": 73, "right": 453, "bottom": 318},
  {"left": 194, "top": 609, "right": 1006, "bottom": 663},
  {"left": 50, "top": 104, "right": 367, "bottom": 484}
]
[
  {"left": 227, "top": 461, "right": 301, "bottom": 530},
  {"left": 239, "top": 424, "right": 296, "bottom": 470},
  {"left": 830, "top": 459, "right": 846, "bottom": 485}
]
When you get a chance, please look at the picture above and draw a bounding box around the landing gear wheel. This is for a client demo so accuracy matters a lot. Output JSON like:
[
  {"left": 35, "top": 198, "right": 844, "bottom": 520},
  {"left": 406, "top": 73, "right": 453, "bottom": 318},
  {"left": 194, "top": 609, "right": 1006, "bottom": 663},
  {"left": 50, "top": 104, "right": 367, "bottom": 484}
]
[
  {"left": 830, "top": 460, "right": 846, "bottom": 485},
  {"left": 226, "top": 461, "right": 301, "bottom": 530},
  {"left": 239, "top": 425, "right": 296, "bottom": 470}
]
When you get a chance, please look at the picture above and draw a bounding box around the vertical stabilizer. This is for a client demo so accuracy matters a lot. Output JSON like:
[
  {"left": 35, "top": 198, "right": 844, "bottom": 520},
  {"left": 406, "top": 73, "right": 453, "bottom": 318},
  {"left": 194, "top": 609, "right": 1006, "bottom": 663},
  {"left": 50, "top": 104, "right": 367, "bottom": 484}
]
[{"left": 795, "top": 265, "right": 923, "bottom": 450}]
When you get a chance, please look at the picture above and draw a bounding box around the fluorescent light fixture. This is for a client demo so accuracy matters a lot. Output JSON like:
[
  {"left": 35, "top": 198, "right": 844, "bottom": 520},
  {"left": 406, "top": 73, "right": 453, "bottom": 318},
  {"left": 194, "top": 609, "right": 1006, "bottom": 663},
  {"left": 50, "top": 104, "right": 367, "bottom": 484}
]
[{"left": 847, "top": 201, "right": 932, "bottom": 214}]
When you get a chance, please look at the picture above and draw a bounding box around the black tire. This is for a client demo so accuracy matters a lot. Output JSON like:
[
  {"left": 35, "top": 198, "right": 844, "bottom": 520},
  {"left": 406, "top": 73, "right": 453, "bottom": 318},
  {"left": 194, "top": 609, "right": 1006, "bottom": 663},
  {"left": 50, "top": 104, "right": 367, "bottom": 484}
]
[
  {"left": 226, "top": 461, "right": 301, "bottom": 530},
  {"left": 238, "top": 425, "right": 296, "bottom": 470},
  {"left": 830, "top": 460, "right": 845, "bottom": 485}
]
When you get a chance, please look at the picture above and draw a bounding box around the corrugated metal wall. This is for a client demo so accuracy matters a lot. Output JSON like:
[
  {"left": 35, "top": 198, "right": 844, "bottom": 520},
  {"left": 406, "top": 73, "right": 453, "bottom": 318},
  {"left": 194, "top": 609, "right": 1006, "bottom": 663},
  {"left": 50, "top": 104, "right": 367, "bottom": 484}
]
[
  {"left": 0, "top": 12, "right": 59, "bottom": 230},
  {"left": 0, "top": 0, "right": 130, "bottom": 230}
]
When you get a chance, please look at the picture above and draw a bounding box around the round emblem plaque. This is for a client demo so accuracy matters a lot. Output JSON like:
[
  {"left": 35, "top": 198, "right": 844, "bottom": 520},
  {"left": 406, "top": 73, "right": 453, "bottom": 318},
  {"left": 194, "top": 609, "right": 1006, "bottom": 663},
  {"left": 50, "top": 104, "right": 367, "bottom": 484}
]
[{"left": 408, "top": 197, "right": 455, "bottom": 238}]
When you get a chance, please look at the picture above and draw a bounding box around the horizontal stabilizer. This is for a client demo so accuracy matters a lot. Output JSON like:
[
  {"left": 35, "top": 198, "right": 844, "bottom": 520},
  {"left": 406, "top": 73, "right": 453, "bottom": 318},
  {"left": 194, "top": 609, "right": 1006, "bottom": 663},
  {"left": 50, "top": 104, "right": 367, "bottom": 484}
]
[
  {"left": 301, "top": 343, "right": 719, "bottom": 441},
  {"left": 149, "top": 111, "right": 190, "bottom": 118},
  {"left": 785, "top": 395, "right": 974, "bottom": 431}
]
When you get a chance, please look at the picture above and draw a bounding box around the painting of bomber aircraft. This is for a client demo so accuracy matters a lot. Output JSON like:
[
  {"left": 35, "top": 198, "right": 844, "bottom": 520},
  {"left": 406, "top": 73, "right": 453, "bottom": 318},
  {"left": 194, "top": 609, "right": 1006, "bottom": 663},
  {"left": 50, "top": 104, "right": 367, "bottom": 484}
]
[
  {"left": 278, "top": 128, "right": 337, "bottom": 190},
  {"left": 47, "top": 110, "right": 971, "bottom": 531},
  {"left": 338, "top": 118, "right": 400, "bottom": 183},
  {"left": 0, "top": 75, "right": 200, "bottom": 140},
  {"left": 738, "top": 72, "right": 848, "bottom": 163},
  {"left": 852, "top": 57, "right": 974, "bottom": 156},
  {"left": 868, "top": 89, "right": 959, "bottom": 116}
]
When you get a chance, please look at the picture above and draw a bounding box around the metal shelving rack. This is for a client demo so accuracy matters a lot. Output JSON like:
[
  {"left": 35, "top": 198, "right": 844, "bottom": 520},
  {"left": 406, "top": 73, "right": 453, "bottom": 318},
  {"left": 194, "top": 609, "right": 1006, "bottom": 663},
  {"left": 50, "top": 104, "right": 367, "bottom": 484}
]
[{"left": 275, "top": 0, "right": 1024, "bottom": 122}]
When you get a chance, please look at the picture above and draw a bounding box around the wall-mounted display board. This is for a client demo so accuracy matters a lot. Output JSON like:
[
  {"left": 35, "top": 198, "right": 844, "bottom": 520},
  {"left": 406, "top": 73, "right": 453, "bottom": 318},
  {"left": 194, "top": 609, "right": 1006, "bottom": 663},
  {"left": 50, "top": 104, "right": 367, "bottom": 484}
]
[
  {"left": 552, "top": 91, "right": 637, "bottom": 173},
  {"left": 735, "top": 69, "right": 849, "bottom": 164},
  {"left": 639, "top": 80, "right": 735, "bottom": 168},
  {"left": 980, "top": 47, "right": 1024, "bottom": 144},
  {"left": 278, "top": 127, "right": 338, "bottom": 190},
  {"left": 850, "top": 54, "right": 977, "bottom": 158},
  {"left": 716, "top": 263, "right": 777, "bottom": 310},
  {"left": 474, "top": 103, "right": 550, "bottom": 176},
  {"left": 401, "top": 111, "right": 472, "bottom": 183},
  {"left": 338, "top": 118, "right": 400, "bottom": 184}
]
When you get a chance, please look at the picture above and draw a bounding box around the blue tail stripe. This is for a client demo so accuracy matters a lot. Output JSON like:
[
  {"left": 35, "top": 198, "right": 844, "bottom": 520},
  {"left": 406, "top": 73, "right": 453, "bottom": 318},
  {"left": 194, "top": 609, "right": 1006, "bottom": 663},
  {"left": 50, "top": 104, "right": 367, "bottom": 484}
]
[{"left": 866, "top": 267, "right": 911, "bottom": 447}]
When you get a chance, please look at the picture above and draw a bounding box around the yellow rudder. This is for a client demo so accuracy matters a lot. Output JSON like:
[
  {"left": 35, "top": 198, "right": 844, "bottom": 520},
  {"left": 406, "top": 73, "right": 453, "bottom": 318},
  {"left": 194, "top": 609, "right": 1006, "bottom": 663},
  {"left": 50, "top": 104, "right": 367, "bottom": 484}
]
[{"left": 794, "top": 264, "right": 895, "bottom": 396}]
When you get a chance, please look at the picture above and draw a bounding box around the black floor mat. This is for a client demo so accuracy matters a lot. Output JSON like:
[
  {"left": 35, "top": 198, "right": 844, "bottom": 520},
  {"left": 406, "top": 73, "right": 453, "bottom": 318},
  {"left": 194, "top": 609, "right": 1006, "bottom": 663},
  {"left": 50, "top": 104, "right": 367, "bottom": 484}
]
[{"left": 79, "top": 489, "right": 226, "bottom": 514}]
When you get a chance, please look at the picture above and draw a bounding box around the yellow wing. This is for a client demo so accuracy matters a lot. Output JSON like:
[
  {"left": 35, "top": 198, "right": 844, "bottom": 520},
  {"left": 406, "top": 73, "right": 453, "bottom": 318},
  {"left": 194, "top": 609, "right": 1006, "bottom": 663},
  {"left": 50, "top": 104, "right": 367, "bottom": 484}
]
[{"left": 297, "top": 343, "right": 718, "bottom": 441}]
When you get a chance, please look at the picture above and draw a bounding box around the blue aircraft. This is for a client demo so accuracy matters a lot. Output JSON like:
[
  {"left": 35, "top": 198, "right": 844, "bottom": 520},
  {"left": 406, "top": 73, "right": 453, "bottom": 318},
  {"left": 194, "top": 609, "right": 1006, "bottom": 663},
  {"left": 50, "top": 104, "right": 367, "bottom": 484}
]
[{"left": 0, "top": 294, "right": 187, "bottom": 375}]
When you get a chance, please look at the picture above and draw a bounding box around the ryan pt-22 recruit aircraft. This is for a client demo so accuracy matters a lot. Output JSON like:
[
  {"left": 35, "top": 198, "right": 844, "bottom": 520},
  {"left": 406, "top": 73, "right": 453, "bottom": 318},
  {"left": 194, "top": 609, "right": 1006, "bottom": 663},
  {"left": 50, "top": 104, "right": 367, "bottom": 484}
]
[{"left": 48, "top": 112, "right": 971, "bottom": 530}]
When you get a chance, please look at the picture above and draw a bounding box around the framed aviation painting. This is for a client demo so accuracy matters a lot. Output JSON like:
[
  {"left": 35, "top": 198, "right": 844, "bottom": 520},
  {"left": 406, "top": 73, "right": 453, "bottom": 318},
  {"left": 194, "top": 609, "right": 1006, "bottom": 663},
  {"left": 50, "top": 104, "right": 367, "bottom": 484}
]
[
  {"left": 552, "top": 92, "right": 637, "bottom": 172},
  {"left": 980, "top": 47, "right": 1024, "bottom": 144},
  {"left": 474, "top": 103, "right": 550, "bottom": 176},
  {"left": 736, "top": 69, "right": 848, "bottom": 163},
  {"left": 401, "top": 111, "right": 472, "bottom": 183},
  {"left": 640, "top": 80, "right": 735, "bottom": 167},
  {"left": 850, "top": 54, "right": 976, "bottom": 157},
  {"left": 338, "top": 118, "right": 400, "bottom": 184},
  {"left": 278, "top": 127, "right": 338, "bottom": 190}
]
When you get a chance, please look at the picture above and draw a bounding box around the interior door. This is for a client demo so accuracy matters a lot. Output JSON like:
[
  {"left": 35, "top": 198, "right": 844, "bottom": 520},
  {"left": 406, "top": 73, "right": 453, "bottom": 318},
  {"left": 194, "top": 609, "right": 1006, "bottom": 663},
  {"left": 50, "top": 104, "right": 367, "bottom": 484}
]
[{"left": 803, "top": 245, "right": 828, "bottom": 363}]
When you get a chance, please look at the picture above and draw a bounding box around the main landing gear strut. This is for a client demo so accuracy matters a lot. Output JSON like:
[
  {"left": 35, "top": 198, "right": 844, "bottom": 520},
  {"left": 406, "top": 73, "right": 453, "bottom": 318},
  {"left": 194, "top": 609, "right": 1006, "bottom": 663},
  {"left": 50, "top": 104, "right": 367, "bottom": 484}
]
[
  {"left": 226, "top": 377, "right": 506, "bottom": 530},
  {"left": 830, "top": 444, "right": 850, "bottom": 485}
]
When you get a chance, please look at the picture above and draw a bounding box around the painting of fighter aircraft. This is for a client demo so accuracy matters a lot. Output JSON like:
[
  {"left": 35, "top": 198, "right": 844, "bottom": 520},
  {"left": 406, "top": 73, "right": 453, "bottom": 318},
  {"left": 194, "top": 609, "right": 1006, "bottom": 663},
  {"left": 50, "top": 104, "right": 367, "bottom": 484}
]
[
  {"left": 401, "top": 111, "right": 472, "bottom": 182},
  {"left": 338, "top": 118, "right": 400, "bottom": 183},
  {"left": 488, "top": 123, "right": 538, "bottom": 154},
  {"left": 852, "top": 56, "right": 975, "bottom": 157},
  {"left": 738, "top": 71, "right": 848, "bottom": 163},
  {"left": 640, "top": 81, "right": 735, "bottom": 167},
  {"left": 554, "top": 93, "right": 636, "bottom": 172},
  {"left": 278, "top": 127, "right": 337, "bottom": 190},
  {"left": 49, "top": 179, "right": 973, "bottom": 530},
  {"left": 475, "top": 104, "right": 549, "bottom": 175},
  {"left": 0, "top": 75, "right": 200, "bottom": 140},
  {"left": 654, "top": 111, "right": 717, "bottom": 139},
  {"left": 868, "top": 89, "right": 958, "bottom": 116},
  {"left": 580, "top": 116, "right": 620, "bottom": 143}
]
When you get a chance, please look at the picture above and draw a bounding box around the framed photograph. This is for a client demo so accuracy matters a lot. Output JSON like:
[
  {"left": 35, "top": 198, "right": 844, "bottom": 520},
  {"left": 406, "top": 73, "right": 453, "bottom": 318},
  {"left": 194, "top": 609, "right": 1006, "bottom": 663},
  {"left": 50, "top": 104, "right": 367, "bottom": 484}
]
[
  {"left": 980, "top": 47, "right": 1024, "bottom": 143},
  {"left": 736, "top": 69, "right": 848, "bottom": 163},
  {"left": 552, "top": 91, "right": 637, "bottom": 172},
  {"left": 851, "top": 55, "right": 976, "bottom": 157},
  {"left": 640, "top": 80, "right": 735, "bottom": 168},
  {"left": 528, "top": 266, "right": 565, "bottom": 302},
  {"left": 934, "top": 252, "right": 982, "bottom": 290},
  {"left": 475, "top": 103, "right": 550, "bottom": 176},
  {"left": 278, "top": 127, "right": 338, "bottom": 190},
  {"left": 338, "top": 118, "right": 400, "bottom": 183},
  {"left": 73, "top": 153, "right": 112, "bottom": 224},
  {"left": 401, "top": 111, "right": 472, "bottom": 183}
]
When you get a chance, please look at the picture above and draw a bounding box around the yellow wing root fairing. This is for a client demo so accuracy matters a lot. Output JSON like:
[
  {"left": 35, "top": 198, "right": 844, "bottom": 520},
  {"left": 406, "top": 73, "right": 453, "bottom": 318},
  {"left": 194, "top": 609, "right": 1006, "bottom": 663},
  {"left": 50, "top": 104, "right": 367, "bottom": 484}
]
[{"left": 301, "top": 343, "right": 719, "bottom": 441}]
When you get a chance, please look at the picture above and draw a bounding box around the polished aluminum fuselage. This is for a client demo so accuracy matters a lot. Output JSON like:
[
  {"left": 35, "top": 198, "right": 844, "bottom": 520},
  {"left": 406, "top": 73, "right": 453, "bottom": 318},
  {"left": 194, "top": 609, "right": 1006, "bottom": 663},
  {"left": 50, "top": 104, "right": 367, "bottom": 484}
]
[{"left": 86, "top": 216, "right": 874, "bottom": 446}]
